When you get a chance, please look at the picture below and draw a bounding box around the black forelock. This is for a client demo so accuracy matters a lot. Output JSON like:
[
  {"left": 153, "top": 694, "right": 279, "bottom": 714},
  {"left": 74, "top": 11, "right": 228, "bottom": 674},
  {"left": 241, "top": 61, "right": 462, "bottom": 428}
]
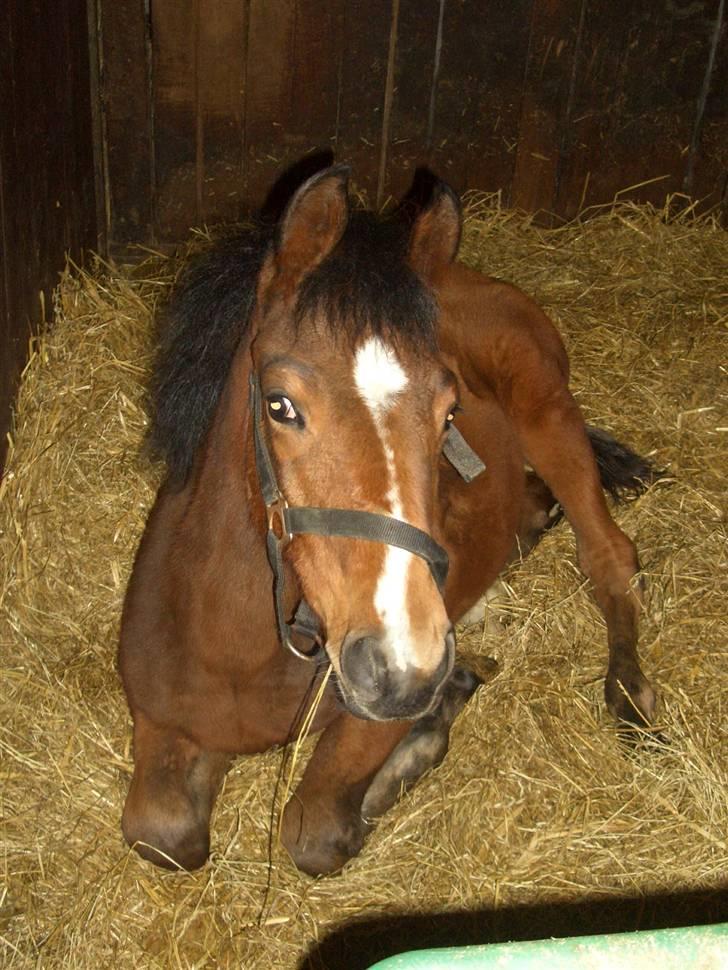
[{"left": 295, "top": 210, "right": 438, "bottom": 350}]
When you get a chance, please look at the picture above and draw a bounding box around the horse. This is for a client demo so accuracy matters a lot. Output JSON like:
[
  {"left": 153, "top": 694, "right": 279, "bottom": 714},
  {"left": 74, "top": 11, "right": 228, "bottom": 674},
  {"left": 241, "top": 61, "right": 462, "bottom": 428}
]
[{"left": 118, "top": 166, "right": 657, "bottom": 876}]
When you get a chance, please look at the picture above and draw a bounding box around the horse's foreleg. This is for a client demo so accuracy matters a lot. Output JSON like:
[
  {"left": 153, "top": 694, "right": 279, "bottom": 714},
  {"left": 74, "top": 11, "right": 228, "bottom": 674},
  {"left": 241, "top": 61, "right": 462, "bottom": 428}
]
[
  {"left": 281, "top": 664, "right": 482, "bottom": 875},
  {"left": 517, "top": 397, "right": 656, "bottom": 727},
  {"left": 122, "top": 713, "right": 230, "bottom": 870},
  {"left": 280, "top": 715, "right": 411, "bottom": 876},
  {"left": 361, "top": 664, "right": 482, "bottom": 819}
]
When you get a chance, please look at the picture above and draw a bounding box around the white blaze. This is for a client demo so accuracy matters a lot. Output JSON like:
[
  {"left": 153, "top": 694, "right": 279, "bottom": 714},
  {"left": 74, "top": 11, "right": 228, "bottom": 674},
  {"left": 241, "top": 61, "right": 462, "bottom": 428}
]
[{"left": 353, "top": 337, "right": 414, "bottom": 671}]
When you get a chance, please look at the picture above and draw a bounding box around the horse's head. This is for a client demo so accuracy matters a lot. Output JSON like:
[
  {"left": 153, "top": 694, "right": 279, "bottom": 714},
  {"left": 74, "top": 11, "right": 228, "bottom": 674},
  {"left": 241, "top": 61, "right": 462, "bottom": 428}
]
[{"left": 249, "top": 167, "right": 462, "bottom": 721}]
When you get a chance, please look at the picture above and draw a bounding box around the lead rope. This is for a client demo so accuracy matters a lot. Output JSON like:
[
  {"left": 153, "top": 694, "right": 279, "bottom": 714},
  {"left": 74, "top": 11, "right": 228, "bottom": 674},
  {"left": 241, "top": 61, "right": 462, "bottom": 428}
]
[{"left": 257, "top": 662, "right": 322, "bottom": 927}]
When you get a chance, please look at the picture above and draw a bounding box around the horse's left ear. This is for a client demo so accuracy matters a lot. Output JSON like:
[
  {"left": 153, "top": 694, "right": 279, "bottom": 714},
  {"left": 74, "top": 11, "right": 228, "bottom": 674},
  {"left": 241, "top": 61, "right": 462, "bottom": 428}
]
[
  {"left": 258, "top": 165, "right": 350, "bottom": 303},
  {"left": 407, "top": 181, "right": 462, "bottom": 283}
]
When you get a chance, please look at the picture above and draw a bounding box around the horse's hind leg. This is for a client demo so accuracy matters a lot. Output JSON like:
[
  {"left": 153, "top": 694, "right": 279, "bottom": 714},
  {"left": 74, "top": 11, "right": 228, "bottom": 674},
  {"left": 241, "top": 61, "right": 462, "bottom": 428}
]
[
  {"left": 516, "top": 394, "right": 655, "bottom": 727},
  {"left": 361, "top": 664, "right": 483, "bottom": 820},
  {"left": 122, "top": 713, "right": 230, "bottom": 870}
]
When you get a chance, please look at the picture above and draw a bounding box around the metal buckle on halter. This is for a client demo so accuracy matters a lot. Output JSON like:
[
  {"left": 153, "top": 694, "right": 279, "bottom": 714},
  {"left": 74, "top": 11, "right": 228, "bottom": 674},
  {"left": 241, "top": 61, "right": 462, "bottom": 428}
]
[
  {"left": 266, "top": 495, "right": 291, "bottom": 545},
  {"left": 283, "top": 632, "right": 322, "bottom": 662}
]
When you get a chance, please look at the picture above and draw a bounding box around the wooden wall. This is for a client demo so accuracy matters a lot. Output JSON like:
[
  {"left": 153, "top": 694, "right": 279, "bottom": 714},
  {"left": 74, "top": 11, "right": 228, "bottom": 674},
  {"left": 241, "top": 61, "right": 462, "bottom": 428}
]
[
  {"left": 97, "top": 0, "right": 728, "bottom": 251},
  {"left": 1, "top": 0, "right": 726, "bottom": 472},
  {"left": 0, "top": 0, "right": 98, "bottom": 473}
]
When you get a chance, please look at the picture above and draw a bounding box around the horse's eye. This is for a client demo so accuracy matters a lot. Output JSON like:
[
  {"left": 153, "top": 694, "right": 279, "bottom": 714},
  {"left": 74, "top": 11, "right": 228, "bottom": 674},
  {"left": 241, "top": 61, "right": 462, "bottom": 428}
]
[{"left": 267, "top": 395, "right": 300, "bottom": 425}]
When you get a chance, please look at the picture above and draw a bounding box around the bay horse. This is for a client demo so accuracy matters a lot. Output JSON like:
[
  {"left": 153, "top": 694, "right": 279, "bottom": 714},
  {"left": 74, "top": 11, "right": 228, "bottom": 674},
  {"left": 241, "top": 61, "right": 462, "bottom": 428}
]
[{"left": 119, "top": 166, "right": 656, "bottom": 876}]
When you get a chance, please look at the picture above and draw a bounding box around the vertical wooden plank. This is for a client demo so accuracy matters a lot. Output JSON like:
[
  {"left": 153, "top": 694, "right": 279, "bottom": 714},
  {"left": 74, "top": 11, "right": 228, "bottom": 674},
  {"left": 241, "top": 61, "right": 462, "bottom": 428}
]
[
  {"left": 244, "top": 0, "right": 344, "bottom": 210},
  {"left": 428, "top": 0, "right": 533, "bottom": 199},
  {"left": 511, "top": 0, "right": 582, "bottom": 217},
  {"left": 99, "top": 0, "right": 153, "bottom": 249},
  {"left": 62, "top": 0, "right": 98, "bottom": 257},
  {"left": 4, "top": 0, "right": 64, "bottom": 321},
  {"left": 0, "top": 25, "right": 13, "bottom": 470},
  {"left": 382, "top": 0, "right": 442, "bottom": 204},
  {"left": 287, "top": 0, "right": 344, "bottom": 149},
  {"left": 86, "top": 0, "right": 108, "bottom": 257},
  {"left": 334, "top": 0, "right": 394, "bottom": 202},
  {"left": 196, "top": 0, "right": 247, "bottom": 225},
  {"left": 152, "top": 1, "right": 198, "bottom": 242},
  {"left": 1, "top": 0, "right": 47, "bottom": 465},
  {"left": 684, "top": 0, "right": 727, "bottom": 217},
  {"left": 242, "top": 0, "right": 296, "bottom": 209},
  {"left": 554, "top": 0, "right": 721, "bottom": 219},
  {"left": 375, "top": 0, "right": 400, "bottom": 207},
  {"left": 0, "top": 0, "right": 96, "bottom": 473}
]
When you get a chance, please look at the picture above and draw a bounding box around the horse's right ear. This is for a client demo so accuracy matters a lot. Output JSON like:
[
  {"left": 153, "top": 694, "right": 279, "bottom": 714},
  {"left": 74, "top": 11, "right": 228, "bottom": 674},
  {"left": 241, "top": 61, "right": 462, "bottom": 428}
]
[
  {"left": 407, "top": 180, "right": 462, "bottom": 284},
  {"left": 257, "top": 166, "right": 350, "bottom": 304}
]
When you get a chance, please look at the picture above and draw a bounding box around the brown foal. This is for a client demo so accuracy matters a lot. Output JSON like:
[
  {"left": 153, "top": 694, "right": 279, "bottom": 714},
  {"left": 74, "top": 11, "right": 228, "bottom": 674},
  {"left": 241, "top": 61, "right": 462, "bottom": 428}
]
[{"left": 119, "top": 167, "right": 655, "bottom": 875}]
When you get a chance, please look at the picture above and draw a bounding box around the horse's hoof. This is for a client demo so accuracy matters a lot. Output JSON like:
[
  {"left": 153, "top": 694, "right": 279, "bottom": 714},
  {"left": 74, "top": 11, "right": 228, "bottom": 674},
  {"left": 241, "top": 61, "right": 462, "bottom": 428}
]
[
  {"left": 616, "top": 723, "right": 670, "bottom": 749},
  {"left": 128, "top": 833, "right": 210, "bottom": 871},
  {"left": 605, "top": 670, "right": 656, "bottom": 728}
]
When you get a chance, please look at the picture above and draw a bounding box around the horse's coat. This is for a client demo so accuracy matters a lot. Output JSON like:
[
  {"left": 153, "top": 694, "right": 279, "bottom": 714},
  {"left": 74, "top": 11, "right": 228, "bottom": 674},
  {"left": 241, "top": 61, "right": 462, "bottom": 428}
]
[{"left": 119, "top": 166, "right": 656, "bottom": 876}]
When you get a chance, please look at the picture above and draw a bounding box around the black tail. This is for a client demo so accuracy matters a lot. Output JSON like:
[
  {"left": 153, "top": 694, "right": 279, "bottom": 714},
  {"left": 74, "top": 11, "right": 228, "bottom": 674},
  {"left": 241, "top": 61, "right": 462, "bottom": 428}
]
[{"left": 586, "top": 426, "right": 660, "bottom": 501}]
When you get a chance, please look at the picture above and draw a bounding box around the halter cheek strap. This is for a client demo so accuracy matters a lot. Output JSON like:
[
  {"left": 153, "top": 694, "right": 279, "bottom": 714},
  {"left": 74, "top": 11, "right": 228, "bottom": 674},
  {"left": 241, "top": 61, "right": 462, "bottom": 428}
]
[
  {"left": 250, "top": 373, "right": 484, "bottom": 660},
  {"left": 443, "top": 425, "right": 486, "bottom": 482}
]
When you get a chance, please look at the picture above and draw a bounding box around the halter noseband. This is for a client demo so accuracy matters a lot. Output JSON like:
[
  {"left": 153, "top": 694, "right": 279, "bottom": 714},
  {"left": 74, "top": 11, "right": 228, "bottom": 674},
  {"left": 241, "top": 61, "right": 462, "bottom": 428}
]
[{"left": 250, "top": 373, "right": 484, "bottom": 661}]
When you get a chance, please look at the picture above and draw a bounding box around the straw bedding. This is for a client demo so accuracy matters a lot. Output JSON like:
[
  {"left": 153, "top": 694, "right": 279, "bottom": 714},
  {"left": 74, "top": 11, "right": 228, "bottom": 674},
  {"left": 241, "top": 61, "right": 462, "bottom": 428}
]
[{"left": 1, "top": 199, "right": 726, "bottom": 969}]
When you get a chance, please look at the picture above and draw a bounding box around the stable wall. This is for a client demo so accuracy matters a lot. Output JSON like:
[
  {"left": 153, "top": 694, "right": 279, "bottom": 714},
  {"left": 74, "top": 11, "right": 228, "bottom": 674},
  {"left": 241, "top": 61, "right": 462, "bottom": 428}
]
[
  {"left": 0, "top": 0, "right": 98, "bottom": 472},
  {"left": 1, "top": 0, "right": 726, "bottom": 472},
  {"left": 97, "top": 0, "right": 727, "bottom": 248}
]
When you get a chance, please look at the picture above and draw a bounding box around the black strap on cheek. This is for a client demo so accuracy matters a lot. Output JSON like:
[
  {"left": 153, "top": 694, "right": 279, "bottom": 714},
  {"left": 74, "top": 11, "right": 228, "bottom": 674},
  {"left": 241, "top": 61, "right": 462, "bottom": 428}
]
[
  {"left": 443, "top": 425, "right": 486, "bottom": 482},
  {"left": 252, "top": 374, "right": 317, "bottom": 658},
  {"left": 251, "top": 373, "right": 282, "bottom": 507}
]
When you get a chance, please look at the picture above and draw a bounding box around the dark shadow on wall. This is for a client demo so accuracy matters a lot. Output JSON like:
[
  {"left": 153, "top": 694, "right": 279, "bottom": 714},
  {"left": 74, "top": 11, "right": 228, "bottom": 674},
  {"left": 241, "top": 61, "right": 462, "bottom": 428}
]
[{"left": 300, "top": 885, "right": 728, "bottom": 970}]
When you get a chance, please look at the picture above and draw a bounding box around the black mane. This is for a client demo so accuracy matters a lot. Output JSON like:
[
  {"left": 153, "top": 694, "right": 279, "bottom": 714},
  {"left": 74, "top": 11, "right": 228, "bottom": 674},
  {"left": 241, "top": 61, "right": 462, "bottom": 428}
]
[
  {"left": 148, "top": 225, "right": 273, "bottom": 486},
  {"left": 149, "top": 210, "right": 437, "bottom": 485}
]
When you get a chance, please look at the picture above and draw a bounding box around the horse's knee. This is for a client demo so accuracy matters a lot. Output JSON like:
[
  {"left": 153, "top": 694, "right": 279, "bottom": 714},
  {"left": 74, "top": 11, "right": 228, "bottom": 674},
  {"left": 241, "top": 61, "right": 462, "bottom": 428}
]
[
  {"left": 280, "top": 793, "right": 367, "bottom": 877},
  {"left": 121, "top": 767, "right": 212, "bottom": 870},
  {"left": 579, "top": 526, "right": 641, "bottom": 602},
  {"left": 121, "top": 722, "right": 228, "bottom": 871}
]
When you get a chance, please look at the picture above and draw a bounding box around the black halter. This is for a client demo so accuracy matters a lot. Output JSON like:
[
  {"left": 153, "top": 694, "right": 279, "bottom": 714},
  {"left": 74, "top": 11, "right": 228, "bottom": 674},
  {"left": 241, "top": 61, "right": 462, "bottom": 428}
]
[{"left": 250, "top": 374, "right": 484, "bottom": 660}]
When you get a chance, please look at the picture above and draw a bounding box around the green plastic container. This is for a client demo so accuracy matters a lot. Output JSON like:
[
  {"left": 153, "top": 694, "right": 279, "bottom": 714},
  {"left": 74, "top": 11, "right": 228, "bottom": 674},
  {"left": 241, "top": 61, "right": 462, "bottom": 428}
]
[{"left": 367, "top": 922, "right": 728, "bottom": 969}]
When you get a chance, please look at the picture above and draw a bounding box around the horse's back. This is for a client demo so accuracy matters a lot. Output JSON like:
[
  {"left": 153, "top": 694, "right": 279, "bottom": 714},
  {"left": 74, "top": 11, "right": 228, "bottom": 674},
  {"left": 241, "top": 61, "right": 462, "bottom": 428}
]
[{"left": 435, "top": 262, "right": 570, "bottom": 408}]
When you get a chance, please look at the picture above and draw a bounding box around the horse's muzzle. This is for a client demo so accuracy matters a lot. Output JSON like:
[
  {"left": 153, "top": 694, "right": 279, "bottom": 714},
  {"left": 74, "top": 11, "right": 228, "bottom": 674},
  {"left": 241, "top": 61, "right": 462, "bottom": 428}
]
[{"left": 336, "top": 627, "right": 456, "bottom": 721}]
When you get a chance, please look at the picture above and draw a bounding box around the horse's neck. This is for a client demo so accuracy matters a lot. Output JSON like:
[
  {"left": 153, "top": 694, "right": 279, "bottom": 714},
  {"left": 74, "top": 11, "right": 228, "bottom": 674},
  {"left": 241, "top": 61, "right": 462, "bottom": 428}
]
[{"left": 181, "top": 354, "right": 282, "bottom": 665}]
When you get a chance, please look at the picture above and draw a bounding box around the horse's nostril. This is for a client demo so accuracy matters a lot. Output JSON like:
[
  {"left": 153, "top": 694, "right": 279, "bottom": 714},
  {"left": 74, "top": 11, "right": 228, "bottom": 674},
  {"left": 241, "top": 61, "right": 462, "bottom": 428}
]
[{"left": 340, "top": 635, "right": 388, "bottom": 697}]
